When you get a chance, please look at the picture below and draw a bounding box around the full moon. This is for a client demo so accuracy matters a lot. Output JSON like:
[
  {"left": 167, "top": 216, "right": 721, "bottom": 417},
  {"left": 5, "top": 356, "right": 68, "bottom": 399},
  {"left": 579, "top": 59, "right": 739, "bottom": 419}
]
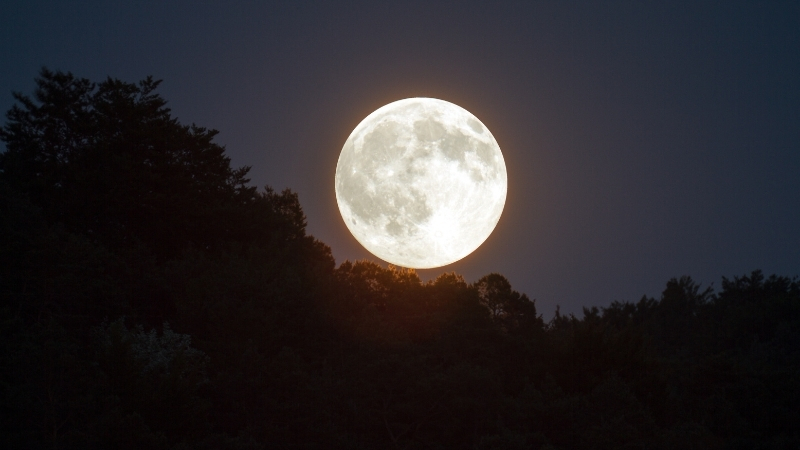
[{"left": 335, "top": 98, "right": 507, "bottom": 269}]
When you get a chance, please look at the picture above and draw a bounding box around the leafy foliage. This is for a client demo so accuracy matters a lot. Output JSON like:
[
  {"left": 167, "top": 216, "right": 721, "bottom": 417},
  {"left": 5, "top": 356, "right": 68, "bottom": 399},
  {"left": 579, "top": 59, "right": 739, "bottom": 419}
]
[{"left": 1, "top": 69, "right": 798, "bottom": 449}]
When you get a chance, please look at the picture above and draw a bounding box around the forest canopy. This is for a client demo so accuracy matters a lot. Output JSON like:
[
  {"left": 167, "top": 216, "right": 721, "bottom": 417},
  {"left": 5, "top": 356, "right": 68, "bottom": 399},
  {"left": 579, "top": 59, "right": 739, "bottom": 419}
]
[{"left": 1, "top": 69, "right": 798, "bottom": 449}]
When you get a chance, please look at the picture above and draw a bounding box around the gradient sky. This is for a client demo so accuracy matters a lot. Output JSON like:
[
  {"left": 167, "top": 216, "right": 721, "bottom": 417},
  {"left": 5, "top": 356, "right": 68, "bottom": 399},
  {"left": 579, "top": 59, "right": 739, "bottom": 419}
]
[{"left": 2, "top": 1, "right": 798, "bottom": 318}]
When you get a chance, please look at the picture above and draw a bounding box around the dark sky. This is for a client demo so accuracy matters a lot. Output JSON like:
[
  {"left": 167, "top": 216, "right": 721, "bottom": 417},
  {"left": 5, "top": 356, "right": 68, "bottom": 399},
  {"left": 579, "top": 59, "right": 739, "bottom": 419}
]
[{"left": 2, "top": 1, "right": 798, "bottom": 317}]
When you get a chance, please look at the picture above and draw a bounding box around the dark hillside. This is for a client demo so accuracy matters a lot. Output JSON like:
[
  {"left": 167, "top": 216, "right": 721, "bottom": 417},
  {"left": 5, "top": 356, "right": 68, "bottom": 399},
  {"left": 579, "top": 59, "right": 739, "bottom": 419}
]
[{"left": 2, "top": 70, "right": 798, "bottom": 449}]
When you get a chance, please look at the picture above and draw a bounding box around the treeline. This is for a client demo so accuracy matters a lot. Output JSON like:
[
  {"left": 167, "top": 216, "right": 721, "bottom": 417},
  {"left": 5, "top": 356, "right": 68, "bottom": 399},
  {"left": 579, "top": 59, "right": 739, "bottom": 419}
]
[{"left": 1, "top": 70, "right": 798, "bottom": 449}]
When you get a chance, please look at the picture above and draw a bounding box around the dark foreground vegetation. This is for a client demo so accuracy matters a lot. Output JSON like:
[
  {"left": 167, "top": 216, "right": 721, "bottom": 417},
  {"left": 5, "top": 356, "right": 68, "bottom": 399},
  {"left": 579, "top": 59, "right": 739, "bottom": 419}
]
[{"left": 1, "top": 70, "right": 798, "bottom": 449}]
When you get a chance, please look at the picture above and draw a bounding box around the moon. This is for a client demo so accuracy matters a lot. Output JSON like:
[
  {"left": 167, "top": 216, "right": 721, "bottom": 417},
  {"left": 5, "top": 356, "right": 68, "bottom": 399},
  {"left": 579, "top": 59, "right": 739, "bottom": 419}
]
[{"left": 335, "top": 98, "right": 507, "bottom": 269}]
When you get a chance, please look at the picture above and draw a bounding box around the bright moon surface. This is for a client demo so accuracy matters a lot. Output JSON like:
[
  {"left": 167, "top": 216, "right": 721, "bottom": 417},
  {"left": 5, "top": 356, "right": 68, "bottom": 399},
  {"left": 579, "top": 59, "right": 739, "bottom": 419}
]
[{"left": 335, "top": 98, "right": 507, "bottom": 269}]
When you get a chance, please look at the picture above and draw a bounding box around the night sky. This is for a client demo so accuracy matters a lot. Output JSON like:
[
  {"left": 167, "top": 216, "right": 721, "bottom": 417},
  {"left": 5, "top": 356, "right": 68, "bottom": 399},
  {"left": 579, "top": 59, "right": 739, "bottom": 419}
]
[{"left": 2, "top": 1, "right": 798, "bottom": 317}]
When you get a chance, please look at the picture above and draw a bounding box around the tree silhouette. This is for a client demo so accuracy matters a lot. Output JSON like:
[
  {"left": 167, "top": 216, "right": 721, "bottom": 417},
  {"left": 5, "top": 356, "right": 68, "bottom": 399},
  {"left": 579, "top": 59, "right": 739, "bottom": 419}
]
[
  {"left": 474, "top": 273, "right": 542, "bottom": 335},
  {"left": 1, "top": 68, "right": 266, "bottom": 259}
]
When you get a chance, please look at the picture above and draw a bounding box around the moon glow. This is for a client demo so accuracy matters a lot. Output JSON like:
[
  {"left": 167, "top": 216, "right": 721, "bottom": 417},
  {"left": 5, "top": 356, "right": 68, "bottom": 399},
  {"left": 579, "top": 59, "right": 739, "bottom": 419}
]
[{"left": 335, "top": 98, "right": 507, "bottom": 269}]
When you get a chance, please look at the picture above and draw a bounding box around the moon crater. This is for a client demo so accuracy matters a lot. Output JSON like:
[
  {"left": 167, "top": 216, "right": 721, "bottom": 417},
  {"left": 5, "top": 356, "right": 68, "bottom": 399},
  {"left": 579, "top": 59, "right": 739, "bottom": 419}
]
[{"left": 336, "top": 98, "right": 507, "bottom": 269}]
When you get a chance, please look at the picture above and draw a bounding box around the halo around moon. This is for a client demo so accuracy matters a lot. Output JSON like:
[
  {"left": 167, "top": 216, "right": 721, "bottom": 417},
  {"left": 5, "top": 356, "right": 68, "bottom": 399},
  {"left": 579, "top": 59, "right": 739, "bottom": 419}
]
[{"left": 335, "top": 98, "right": 507, "bottom": 269}]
